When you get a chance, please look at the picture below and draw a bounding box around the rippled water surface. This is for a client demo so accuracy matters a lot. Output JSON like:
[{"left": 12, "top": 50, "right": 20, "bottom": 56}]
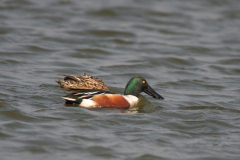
[{"left": 1, "top": 0, "right": 240, "bottom": 159}]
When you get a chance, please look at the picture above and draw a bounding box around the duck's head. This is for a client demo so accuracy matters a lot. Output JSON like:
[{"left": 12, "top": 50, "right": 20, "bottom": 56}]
[{"left": 124, "top": 77, "right": 164, "bottom": 99}]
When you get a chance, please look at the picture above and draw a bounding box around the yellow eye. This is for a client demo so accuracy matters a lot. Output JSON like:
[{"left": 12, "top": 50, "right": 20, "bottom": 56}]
[{"left": 142, "top": 81, "right": 146, "bottom": 84}]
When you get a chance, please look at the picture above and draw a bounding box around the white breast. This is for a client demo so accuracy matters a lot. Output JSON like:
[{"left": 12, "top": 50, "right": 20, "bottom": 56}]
[{"left": 123, "top": 95, "right": 139, "bottom": 107}]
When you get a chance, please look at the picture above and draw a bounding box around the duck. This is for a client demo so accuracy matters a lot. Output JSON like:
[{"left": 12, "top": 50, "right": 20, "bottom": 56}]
[
  {"left": 56, "top": 73, "right": 109, "bottom": 91},
  {"left": 61, "top": 77, "right": 164, "bottom": 109}
]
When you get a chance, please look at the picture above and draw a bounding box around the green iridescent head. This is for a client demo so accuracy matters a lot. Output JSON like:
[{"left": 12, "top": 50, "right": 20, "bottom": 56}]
[{"left": 124, "top": 77, "right": 164, "bottom": 99}]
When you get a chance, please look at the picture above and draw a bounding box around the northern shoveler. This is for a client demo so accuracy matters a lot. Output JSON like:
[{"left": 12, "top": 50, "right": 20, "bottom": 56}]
[
  {"left": 61, "top": 77, "right": 164, "bottom": 109},
  {"left": 56, "top": 73, "right": 109, "bottom": 91}
]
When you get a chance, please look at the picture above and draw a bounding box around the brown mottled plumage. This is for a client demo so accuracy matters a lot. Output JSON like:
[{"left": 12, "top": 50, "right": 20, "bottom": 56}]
[{"left": 56, "top": 73, "right": 109, "bottom": 91}]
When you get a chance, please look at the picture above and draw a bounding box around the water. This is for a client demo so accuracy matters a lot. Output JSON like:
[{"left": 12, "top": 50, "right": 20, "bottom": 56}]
[{"left": 0, "top": 0, "right": 240, "bottom": 159}]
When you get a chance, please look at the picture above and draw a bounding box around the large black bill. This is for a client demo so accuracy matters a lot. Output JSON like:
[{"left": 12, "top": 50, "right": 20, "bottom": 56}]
[{"left": 144, "top": 85, "right": 164, "bottom": 99}]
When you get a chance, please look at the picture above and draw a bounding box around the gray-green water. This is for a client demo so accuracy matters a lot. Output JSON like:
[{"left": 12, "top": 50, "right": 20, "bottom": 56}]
[{"left": 1, "top": 0, "right": 240, "bottom": 159}]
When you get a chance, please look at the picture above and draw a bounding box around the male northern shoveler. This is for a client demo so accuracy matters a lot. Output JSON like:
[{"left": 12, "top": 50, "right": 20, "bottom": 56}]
[
  {"left": 61, "top": 77, "right": 164, "bottom": 109},
  {"left": 56, "top": 73, "right": 109, "bottom": 91}
]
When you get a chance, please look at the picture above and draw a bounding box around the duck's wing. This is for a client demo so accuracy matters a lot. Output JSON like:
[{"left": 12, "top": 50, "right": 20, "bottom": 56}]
[{"left": 61, "top": 89, "right": 115, "bottom": 104}]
